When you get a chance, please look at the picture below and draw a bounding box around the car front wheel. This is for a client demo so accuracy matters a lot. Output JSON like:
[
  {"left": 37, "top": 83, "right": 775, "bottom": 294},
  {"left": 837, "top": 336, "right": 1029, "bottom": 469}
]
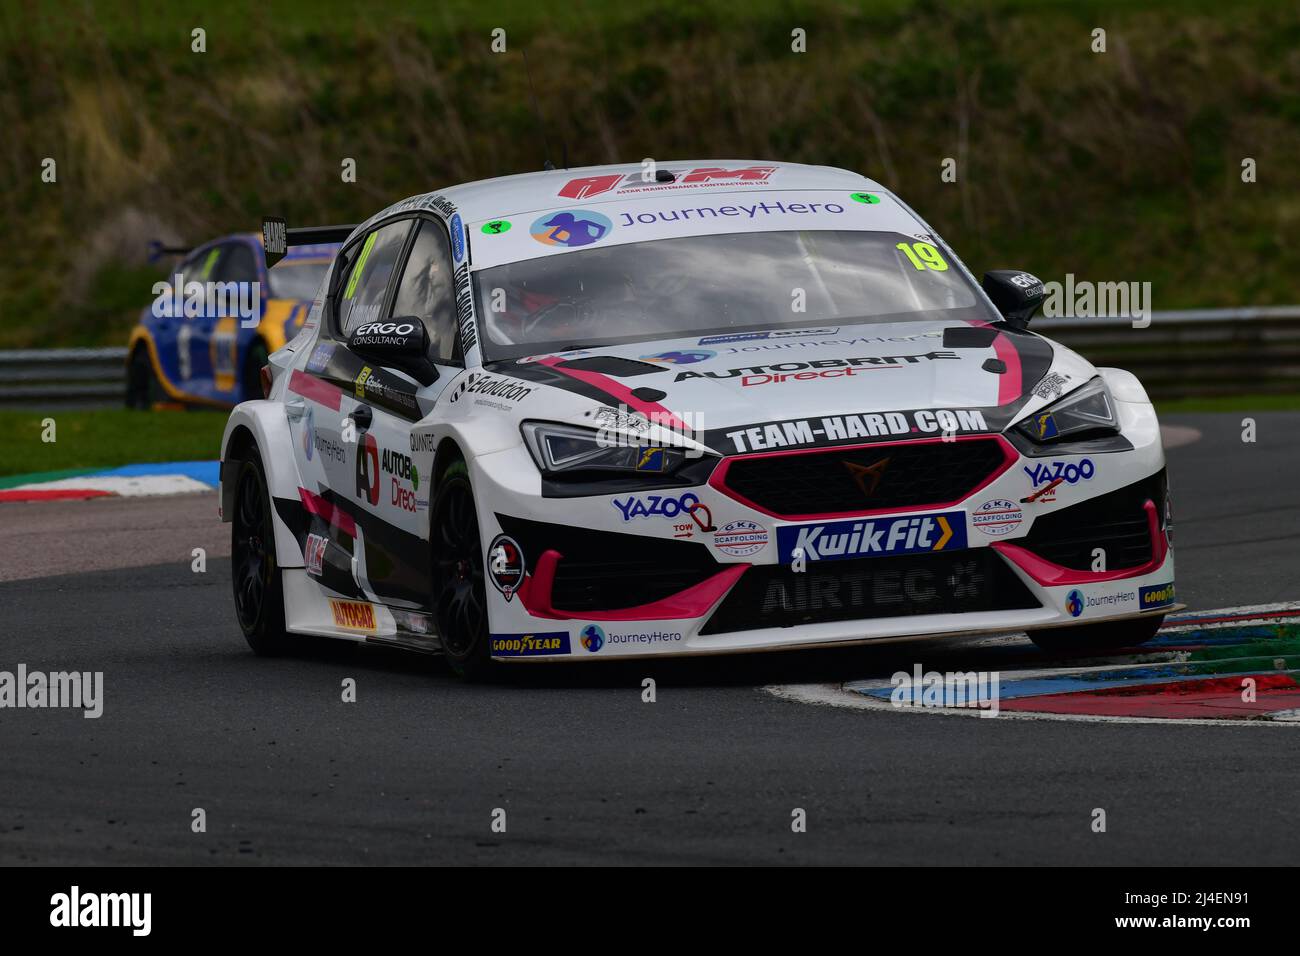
[
  {"left": 232, "top": 448, "right": 292, "bottom": 655},
  {"left": 431, "top": 460, "right": 493, "bottom": 680}
]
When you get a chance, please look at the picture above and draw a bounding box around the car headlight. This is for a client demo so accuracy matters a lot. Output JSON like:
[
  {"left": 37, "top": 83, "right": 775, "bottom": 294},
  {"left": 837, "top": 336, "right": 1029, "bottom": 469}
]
[
  {"left": 1015, "top": 376, "right": 1119, "bottom": 443},
  {"left": 521, "top": 422, "right": 691, "bottom": 477}
]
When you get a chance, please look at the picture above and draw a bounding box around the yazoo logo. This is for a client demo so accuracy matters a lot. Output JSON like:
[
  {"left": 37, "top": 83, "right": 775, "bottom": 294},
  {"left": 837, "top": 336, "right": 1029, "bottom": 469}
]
[
  {"left": 776, "top": 511, "right": 965, "bottom": 563},
  {"left": 613, "top": 491, "right": 701, "bottom": 521},
  {"left": 1024, "top": 458, "right": 1095, "bottom": 487}
]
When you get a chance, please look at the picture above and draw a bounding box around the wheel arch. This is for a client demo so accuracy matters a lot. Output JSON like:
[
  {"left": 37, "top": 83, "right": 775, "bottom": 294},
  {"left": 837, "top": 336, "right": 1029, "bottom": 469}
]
[
  {"left": 219, "top": 401, "right": 307, "bottom": 569},
  {"left": 434, "top": 436, "right": 466, "bottom": 483}
]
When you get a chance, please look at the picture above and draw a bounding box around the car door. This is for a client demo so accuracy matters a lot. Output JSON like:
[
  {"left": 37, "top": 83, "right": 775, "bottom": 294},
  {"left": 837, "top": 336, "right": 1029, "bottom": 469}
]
[{"left": 310, "top": 218, "right": 431, "bottom": 607}]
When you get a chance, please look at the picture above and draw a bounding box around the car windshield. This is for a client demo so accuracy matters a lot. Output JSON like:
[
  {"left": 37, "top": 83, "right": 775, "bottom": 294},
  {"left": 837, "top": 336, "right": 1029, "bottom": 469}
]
[
  {"left": 472, "top": 230, "right": 996, "bottom": 362},
  {"left": 269, "top": 260, "right": 329, "bottom": 301}
]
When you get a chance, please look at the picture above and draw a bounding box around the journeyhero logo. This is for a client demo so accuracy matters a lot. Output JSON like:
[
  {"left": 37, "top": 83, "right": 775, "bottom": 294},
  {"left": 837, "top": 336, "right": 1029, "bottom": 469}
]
[{"left": 615, "top": 198, "right": 845, "bottom": 230}]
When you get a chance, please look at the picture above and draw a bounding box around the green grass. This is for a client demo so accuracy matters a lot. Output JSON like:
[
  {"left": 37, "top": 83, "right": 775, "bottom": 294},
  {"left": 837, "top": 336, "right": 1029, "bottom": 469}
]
[
  {"left": 1155, "top": 393, "right": 1300, "bottom": 414},
  {"left": 0, "top": 0, "right": 1298, "bottom": 352},
  {"left": 0, "top": 392, "right": 1289, "bottom": 481},
  {"left": 0, "top": 409, "right": 228, "bottom": 478}
]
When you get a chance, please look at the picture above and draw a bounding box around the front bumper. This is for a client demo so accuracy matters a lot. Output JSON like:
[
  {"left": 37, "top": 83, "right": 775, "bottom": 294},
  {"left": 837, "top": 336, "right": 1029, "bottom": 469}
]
[{"left": 473, "top": 402, "right": 1175, "bottom": 661}]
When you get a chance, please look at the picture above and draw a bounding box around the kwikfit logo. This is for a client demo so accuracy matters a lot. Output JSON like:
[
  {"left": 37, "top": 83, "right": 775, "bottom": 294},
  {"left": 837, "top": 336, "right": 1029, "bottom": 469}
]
[{"left": 777, "top": 511, "right": 966, "bottom": 563}]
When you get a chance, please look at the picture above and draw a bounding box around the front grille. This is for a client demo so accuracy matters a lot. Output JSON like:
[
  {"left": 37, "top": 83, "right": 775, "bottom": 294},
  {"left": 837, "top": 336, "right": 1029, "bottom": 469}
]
[
  {"left": 718, "top": 437, "right": 1009, "bottom": 517},
  {"left": 495, "top": 514, "right": 720, "bottom": 613},
  {"left": 701, "top": 548, "right": 1038, "bottom": 634},
  {"left": 1020, "top": 470, "right": 1166, "bottom": 571}
]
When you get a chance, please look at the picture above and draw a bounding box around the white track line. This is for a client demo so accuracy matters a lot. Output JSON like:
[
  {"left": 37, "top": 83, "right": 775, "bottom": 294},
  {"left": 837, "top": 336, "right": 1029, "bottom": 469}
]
[
  {"left": 1163, "top": 601, "right": 1300, "bottom": 632},
  {"left": 1160, "top": 424, "right": 1201, "bottom": 449},
  {"left": 8, "top": 475, "right": 213, "bottom": 497},
  {"left": 765, "top": 603, "right": 1300, "bottom": 727},
  {"left": 764, "top": 682, "right": 1300, "bottom": 727}
]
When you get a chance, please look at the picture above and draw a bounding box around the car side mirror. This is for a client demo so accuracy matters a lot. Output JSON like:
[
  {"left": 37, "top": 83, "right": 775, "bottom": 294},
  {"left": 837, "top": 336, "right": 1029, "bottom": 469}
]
[
  {"left": 347, "top": 317, "right": 439, "bottom": 387},
  {"left": 982, "top": 271, "right": 1045, "bottom": 329}
]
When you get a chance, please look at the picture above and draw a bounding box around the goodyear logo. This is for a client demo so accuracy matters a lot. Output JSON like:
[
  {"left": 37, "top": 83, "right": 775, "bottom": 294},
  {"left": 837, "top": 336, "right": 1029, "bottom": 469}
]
[
  {"left": 777, "top": 511, "right": 965, "bottom": 564},
  {"left": 490, "top": 632, "right": 571, "bottom": 657},
  {"left": 330, "top": 599, "right": 377, "bottom": 632},
  {"left": 1139, "top": 581, "right": 1176, "bottom": 610}
]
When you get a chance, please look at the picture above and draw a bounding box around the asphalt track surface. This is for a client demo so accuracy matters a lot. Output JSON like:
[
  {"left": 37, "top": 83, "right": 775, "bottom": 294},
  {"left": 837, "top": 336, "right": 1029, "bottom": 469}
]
[{"left": 1, "top": 413, "right": 1296, "bottom": 865}]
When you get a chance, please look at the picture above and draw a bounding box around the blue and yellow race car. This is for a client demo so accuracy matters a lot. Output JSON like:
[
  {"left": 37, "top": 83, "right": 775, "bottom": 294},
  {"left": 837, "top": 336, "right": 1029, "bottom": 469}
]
[{"left": 126, "top": 233, "right": 339, "bottom": 408}]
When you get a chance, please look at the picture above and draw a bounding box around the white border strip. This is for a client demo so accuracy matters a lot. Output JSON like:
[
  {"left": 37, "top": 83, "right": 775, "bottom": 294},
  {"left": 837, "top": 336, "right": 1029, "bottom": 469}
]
[{"left": 765, "top": 603, "right": 1300, "bottom": 727}]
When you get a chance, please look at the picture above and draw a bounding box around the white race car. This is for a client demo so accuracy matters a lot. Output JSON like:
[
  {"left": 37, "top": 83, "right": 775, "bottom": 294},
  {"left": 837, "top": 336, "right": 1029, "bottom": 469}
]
[{"left": 220, "top": 160, "right": 1177, "bottom": 677}]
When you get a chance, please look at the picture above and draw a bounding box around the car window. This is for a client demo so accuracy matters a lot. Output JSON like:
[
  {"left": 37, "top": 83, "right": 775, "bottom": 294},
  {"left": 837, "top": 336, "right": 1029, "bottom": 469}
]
[
  {"left": 337, "top": 221, "right": 411, "bottom": 334},
  {"left": 161, "top": 246, "right": 224, "bottom": 318},
  {"left": 214, "top": 243, "right": 258, "bottom": 284},
  {"left": 181, "top": 246, "right": 222, "bottom": 284},
  {"left": 390, "top": 220, "right": 458, "bottom": 363},
  {"left": 269, "top": 259, "right": 330, "bottom": 301},
  {"left": 472, "top": 229, "right": 990, "bottom": 362}
]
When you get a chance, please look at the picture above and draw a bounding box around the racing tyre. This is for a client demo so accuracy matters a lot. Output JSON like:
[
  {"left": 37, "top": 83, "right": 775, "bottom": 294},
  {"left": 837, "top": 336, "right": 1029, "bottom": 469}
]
[
  {"left": 232, "top": 447, "right": 292, "bottom": 655},
  {"left": 125, "top": 345, "right": 162, "bottom": 409},
  {"left": 431, "top": 460, "right": 493, "bottom": 680},
  {"left": 241, "top": 339, "right": 270, "bottom": 403},
  {"left": 1028, "top": 614, "right": 1164, "bottom": 654}
]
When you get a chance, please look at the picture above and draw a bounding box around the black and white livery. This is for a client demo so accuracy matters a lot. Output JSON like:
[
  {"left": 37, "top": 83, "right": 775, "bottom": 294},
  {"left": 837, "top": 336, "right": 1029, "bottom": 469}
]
[{"left": 219, "top": 160, "right": 1176, "bottom": 676}]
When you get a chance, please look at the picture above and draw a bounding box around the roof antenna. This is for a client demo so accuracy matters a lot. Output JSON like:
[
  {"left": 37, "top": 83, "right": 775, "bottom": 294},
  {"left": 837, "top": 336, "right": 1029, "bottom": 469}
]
[{"left": 521, "top": 50, "right": 559, "bottom": 171}]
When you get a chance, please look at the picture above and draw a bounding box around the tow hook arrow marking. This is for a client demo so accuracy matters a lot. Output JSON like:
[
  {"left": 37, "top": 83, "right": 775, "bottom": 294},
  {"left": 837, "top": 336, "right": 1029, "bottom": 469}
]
[{"left": 1021, "top": 476, "right": 1065, "bottom": 504}]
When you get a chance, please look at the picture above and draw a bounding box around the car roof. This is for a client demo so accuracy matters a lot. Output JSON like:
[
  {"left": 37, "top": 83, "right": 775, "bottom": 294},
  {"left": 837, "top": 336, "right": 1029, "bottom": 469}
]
[{"left": 388, "top": 160, "right": 882, "bottom": 224}]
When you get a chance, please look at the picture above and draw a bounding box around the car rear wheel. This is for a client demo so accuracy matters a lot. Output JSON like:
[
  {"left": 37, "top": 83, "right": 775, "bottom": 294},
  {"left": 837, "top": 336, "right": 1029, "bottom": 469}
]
[
  {"left": 1027, "top": 614, "right": 1164, "bottom": 654},
  {"left": 125, "top": 345, "right": 162, "bottom": 409},
  {"left": 431, "top": 460, "right": 493, "bottom": 680},
  {"left": 232, "top": 447, "right": 292, "bottom": 655}
]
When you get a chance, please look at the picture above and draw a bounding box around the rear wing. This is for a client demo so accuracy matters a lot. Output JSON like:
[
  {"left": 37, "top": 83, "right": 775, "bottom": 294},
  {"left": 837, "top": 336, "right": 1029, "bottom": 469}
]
[
  {"left": 146, "top": 240, "right": 193, "bottom": 264},
  {"left": 261, "top": 217, "right": 357, "bottom": 268}
]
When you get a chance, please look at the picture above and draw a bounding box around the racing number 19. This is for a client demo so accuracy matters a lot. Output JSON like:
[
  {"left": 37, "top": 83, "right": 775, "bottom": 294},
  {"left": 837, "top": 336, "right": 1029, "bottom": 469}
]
[{"left": 896, "top": 241, "right": 948, "bottom": 271}]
